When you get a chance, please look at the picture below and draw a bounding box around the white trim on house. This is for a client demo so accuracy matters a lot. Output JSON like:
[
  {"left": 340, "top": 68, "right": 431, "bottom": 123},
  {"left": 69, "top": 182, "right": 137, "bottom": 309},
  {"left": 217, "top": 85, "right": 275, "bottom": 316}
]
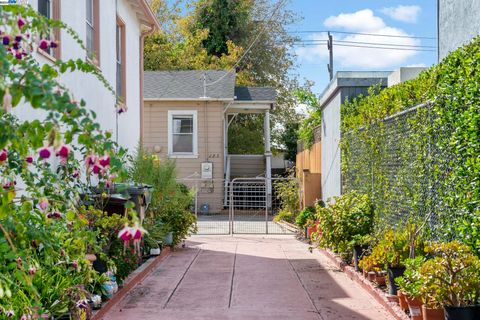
[
  {"left": 145, "top": 98, "right": 234, "bottom": 102},
  {"left": 168, "top": 110, "right": 198, "bottom": 158}
]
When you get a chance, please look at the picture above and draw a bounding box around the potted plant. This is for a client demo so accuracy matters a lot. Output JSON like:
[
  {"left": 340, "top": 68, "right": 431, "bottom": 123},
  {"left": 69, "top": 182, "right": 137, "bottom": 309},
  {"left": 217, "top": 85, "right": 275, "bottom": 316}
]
[
  {"left": 350, "top": 234, "right": 373, "bottom": 272},
  {"left": 395, "top": 257, "right": 425, "bottom": 320},
  {"left": 418, "top": 242, "right": 480, "bottom": 320}
]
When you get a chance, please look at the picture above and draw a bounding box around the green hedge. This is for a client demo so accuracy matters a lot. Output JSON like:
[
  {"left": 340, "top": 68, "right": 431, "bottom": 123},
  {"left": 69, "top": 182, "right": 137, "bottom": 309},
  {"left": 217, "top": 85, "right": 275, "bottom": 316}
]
[{"left": 341, "top": 36, "right": 480, "bottom": 254}]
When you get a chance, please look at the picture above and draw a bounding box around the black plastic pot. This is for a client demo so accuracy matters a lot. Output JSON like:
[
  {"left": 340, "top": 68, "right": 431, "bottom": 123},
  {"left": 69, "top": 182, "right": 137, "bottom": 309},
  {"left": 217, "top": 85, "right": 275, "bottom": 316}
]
[
  {"left": 92, "top": 255, "right": 108, "bottom": 274},
  {"left": 387, "top": 266, "right": 405, "bottom": 295},
  {"left": 444, "top": 305, "right": 480, "bottom": 320},
  {"left": 353, "top": 245, "right": 368, "bottom": 271}
]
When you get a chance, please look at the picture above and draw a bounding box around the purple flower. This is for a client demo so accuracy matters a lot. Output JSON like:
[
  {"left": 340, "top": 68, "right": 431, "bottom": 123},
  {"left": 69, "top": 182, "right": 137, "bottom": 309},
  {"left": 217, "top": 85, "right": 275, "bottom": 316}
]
[
  {"left": 0, "top": 149, "right": 7, "bottom": 162},
  {"left": 15, "top": 50, "right": 22, "bottom": 60},
  {"left": 72, "top": 260, "right": 78, "bottom": 269},
  {"left": 15, "top": 35, "right": 22, "bottom": 42},
  {"left": 3, "top": 180, "right": 16, "bottom": 190},
  {"left": 3, "top": 35, "right": 10, "bottom": 46},
  {"left": 92, "top": 163, "right": 102, "bottom": 175},
  {"left": 5, "top": 310, "right": 14, "bottom": 318},
  {"left": 37, "top": 199, "right": 49, "bottom": 211},
  {"left": 56, "top": 144, "right": 69, "bottom": 158},
  {"left": 17, "top": 18, "right": 26, "bottom": 29},
  {"left": 85, "top": 154, "right": 97, "bottom": 167},
  {"left": 12, "top": 42, "right": 19, "bottom": 50},
  {"left": 47, "top": 211, "right": 62, "bottom": 219},
  {"left": 50, "top": 40, "right": 58, "bottom": 48},
  {"left": 38, "top": 146, "right": 51, "bottom": 159},
  {"left": 25, "top": 155, "right": 33, "bottom": 164},
  {"left": 76, "top": 299, "right": 89, "bottom": 309},
  {"left": 29, "top": 266, "right": 36, "bottom": 275},
  {"left": 39, "top": 39, "right": 49, "bottom": 51},
  {"left": 72, "top": 170, "right": 80, "bottom": 178}
]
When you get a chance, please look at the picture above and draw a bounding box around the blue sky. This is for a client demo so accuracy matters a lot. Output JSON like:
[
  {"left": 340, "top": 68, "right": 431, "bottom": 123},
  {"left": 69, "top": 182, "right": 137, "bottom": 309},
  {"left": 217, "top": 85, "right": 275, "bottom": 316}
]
[{"left": 288, "top": 0, "right": 438, "bottom": 94}]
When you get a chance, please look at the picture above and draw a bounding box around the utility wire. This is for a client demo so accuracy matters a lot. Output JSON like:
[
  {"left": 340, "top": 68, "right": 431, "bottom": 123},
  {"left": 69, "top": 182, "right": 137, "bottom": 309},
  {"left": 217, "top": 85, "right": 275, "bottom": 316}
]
[
  {"left": 295, "top": 39, "right": 437, "bottom": 49},
  {"left": 293, "top": 42, "right": 436, "bottom": 52},
  {"left": 203, "top": 0, "right": 288, "bottom": 89},
  {"left": 288, "top": 30, "right": 437, "bottom": 40}
]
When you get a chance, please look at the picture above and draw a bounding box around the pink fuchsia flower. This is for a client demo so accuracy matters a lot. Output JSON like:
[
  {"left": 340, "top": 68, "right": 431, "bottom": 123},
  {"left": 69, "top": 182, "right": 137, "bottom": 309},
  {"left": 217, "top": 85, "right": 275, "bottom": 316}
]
[
  {"left": 50, "top": 40, "right": 58, "bottom": 48},
  {"left": 25, "top": 155, "right": 33, "bottom": 164},
  {"left": 37, "top": 199, "right": 49, "bottom": 212},
  {"left": 71, "top": 260, "right": 78, "bottom": 269},
  {"left": 29, "top": 266, "right": 36, "bottom": 275},
  {"left": 17, "top": 17, "right": 26, "bottom": 29},
  {"left": 39, "top": 38, "right": 49, "bottom": 51},
  {"left": 15, "top": 50, "right": 22, "bottom": 60},
  {"left": 15, "top": 35, "right": 22, "bottom": 42},
  {"left": 117, "top": 104, "right": 127, "bottom": 114},
  {"left": 5, "top": 310, "right": 14, "bottom": 318},
  {"left": 3, "top": 90, "right": 12, "bottom": 112},
  {"left": 16, "top": 257, "right": 22, "bottom": 268},
  {"left": 56, "top": 144, "right": 69, "bottom": 158},
  {"left": 0, "top": 149, "right": 7, "bottom": 162},
  {"left": 76, "top": 299, "right": 89, "bottom": 309},
  {"left": 2, "top": 179, "right": 16, "bottom": 190},
  {"left": 72, "top": 170, "right": 80, "bottom": 178},
  {"left": 38, "top": 146, "right": 51, "bottom": 159},
  {"left": 118, "top": 224, "right": 133, "bottom": 242},
  {"left": 85, "top": 154, "right": 97, "bottom": 167},
  {"left": 92, "top": 163, "right": 102, "bottom": 175},
  {"left": 105, "top": 179, "right": 113, "bottom": 189},
  {"left": 60, "top": 248, "right": 65, "bottom": 257},
  {"left": 99, "top": 155, "right": 110, "bottom": 167}
]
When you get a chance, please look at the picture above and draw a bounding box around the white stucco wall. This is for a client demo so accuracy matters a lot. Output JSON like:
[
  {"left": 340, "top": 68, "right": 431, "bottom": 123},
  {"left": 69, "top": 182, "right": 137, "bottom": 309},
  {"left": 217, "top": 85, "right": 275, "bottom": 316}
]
[
  {"left": 12, "top": 0, "right": 142, "bottom": 153},
  {"left": 320, "top": 92, "right": 342, "bottom": 202}
]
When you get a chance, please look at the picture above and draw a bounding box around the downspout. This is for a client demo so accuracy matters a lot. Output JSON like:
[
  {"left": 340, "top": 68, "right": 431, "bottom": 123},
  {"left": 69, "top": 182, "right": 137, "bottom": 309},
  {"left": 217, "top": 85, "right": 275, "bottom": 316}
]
[{"left": 139, "top": 24, "right": 155, "bottom": 144}]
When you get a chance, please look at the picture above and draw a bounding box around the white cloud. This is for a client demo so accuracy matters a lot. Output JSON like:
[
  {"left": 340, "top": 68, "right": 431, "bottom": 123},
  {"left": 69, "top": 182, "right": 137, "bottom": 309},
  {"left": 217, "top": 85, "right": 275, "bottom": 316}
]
[
  {"left": 296, "top": 9, "right": 422, "bottom": 69},
  {"left": 380, "top": 5, "right": 421, "bottom": 23},
  {"left": 324, "top": 9, "right": 385, "bottom": 32}
]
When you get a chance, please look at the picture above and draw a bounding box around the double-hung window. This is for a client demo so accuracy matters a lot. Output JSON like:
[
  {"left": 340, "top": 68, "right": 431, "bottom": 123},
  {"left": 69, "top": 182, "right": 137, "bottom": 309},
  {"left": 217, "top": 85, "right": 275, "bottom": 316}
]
[
  {"left": 38, "top": 0, "right": 61, "bottom": 59},
  {"left": 168, "top": 111, "right": 198, "bottom": 157},
  {"left": 86, "top": 0, "right": 99, "bottom": 64}
]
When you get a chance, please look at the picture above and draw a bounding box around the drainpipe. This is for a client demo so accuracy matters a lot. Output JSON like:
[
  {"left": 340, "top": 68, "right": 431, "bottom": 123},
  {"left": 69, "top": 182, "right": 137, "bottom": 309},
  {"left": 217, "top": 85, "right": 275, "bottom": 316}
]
[
  {"left": 264, "top": 110, "right": 272, "bottom": 208},
  {"left": 139, "top": 24, "right": 155, "bottom": 145}
]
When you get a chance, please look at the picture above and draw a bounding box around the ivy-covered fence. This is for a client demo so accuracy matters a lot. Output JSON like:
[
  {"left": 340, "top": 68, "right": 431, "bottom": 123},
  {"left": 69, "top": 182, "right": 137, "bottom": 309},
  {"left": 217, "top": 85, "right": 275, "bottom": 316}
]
[{"left": 341, "top": 37, "right": 480, "bottom": 251}]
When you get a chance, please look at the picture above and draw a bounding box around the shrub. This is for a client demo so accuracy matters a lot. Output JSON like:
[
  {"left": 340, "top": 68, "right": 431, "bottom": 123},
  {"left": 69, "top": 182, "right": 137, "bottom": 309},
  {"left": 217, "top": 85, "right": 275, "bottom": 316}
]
[
  {"left": 295, "top": 207, "right": 315, "bottom": 228},
  {"left": 274, "top": 209, "right": 295, "bottom": 223},
  {"left": 314, "top": 191, "right": 373, "bottom": 254}
]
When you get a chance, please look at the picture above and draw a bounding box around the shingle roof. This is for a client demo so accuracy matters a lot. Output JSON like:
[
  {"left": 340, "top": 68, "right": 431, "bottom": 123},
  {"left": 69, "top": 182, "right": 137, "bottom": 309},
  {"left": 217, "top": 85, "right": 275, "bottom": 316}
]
[
  {"left": 144, "top": 70, "right": 236, "bottom": 100},
  {"left": 234, "top": 87, "right": 276, "bottom": 102}
]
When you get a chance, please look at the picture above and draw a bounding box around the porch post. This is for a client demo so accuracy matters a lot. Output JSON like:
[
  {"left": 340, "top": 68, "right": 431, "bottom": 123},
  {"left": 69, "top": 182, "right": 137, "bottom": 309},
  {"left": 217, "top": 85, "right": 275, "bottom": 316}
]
[{"left": 264, "top": 111, "right": 272, "bottom": 209}]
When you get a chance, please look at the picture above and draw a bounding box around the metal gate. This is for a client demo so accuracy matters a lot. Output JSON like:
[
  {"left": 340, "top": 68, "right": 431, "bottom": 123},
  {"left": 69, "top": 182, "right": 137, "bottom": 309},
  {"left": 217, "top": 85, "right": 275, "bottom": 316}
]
[{"left": 179, "top": 177, "right": 299, "bottom": 235}]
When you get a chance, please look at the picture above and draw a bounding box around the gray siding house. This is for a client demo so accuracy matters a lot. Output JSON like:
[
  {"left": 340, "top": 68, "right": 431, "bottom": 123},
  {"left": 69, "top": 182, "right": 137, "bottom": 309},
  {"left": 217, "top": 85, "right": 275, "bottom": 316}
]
[{"left": 438, "top": 0, "right": 480, "bottom": 60}]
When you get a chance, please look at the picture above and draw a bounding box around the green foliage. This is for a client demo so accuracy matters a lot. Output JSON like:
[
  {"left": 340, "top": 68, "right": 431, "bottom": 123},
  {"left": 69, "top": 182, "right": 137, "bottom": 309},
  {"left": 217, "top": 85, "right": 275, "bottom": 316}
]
[
  {"left": 296, "top": 88, "right": 322, "bottom": 149},
  {"left": 314, "top": 191, "right": 373, "bottom": 254},
  {"left": 273, "top": 209, "right": 295, "bottom": 224},
  {"left": 341, "top": 36, "right": 480, "bottom": 250},
  {"left": 395, "top": 257, "right": 425, "bottom": 299},
  {"left": 295, "top": 206, "right": 315, "bottom": 228},
  {"left": 273, "top": 172, "right": 300, "bottom": 217},
  {"left": 279, "top": 122, "right": 299, "bottom": 162},
  {"left": 129, "top": 146, "right": 197, "bottom": 246}
]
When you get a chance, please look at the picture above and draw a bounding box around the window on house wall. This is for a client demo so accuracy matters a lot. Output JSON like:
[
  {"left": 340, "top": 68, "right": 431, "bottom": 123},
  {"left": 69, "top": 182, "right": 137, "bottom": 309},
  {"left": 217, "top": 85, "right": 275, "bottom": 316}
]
[
  {"left": 86, "top": 0, "right": 99, "bottom": 64},
  {"left": 116, "top": 17, "right": 126, "bottom": 103},
  {"left": 38, "top": 0, "right": 61, "bottom": 59},
  {"left": 168, "top": 111, "right": 198, "bottom": 156}
]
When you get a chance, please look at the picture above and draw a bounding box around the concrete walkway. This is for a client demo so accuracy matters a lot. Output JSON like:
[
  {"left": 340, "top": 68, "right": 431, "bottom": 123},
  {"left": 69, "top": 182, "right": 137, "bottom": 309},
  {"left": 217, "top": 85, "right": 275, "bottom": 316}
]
[{"left": 103, "top": 236, "right": 391, "bottom": 320}]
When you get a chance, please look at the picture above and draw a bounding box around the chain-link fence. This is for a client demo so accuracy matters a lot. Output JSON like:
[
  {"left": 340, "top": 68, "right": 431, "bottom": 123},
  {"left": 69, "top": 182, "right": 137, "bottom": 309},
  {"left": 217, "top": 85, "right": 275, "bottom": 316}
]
[{"left": 342, "top": 102, "right": 457, "bottom": 240}]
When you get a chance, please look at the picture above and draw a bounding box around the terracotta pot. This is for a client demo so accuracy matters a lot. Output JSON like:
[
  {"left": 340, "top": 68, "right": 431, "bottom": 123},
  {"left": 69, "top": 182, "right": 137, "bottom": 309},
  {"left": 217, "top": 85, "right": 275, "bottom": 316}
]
[
  {"left": 406, "top": 296, "right": 423, "bottom": 320},
  {"left": 367, "top": 271, "right": 376, "bottom": 281},
  {"left": 397, "top": 291, "right": 408, "bottom": 312},
  {"left": 421, "top": 305, "right": 444, "bottom": 320},
  {"left": 375, "top": 274, "right": 386, "bottom": 286},
  {"left": 85, "top": 254, "right": 97, "bottom": 262}
]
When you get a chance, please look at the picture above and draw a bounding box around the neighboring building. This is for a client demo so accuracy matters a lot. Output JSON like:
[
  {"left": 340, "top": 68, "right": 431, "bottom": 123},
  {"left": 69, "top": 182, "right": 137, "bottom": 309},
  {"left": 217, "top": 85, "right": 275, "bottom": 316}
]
[
  {"left": 13, "top": 0, "right": 159, "bottom": 152},
  {"left": 143, "top": 70, "right": 276, "bottom": 212},
  {"left": 388, "top": 67, "right": 427, "bottom": 87},
  {"left": 438, "top": 0, "right": 480, "bottom": 60},
  {"left": 319, "top": 71, "right": 391, "bottom": 201}
]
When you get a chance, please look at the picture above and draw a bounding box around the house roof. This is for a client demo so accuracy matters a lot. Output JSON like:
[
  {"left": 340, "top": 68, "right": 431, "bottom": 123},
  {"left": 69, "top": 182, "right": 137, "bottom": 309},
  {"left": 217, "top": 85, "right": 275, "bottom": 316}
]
[
  {"left": 144, "top": 71, "right": 277, "bottom": 104},
  {"left": 144, "top": 70, "right": 237, "bottom": 100},
  {"left": 234, "top": 87, "right": 276, "bottom": 103}
]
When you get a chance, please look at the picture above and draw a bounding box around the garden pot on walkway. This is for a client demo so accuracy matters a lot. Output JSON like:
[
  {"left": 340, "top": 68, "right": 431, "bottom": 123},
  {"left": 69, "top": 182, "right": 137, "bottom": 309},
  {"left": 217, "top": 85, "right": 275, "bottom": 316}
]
[
  {"left": 367, "top": 271, "right": 376, "bottom": 282},
  {"left": 397, "top": 290, "right": 408, "bottom": 312},
  {"left": 444, "top": 305, "right": 480, "bottom": 320},
  {"left": 387, "top": 266, "right": 405, "bottom": 295},
  {"left": 421, "top": 305, "right": 444, "bottom": 320},
  {"left": 406, "top": 296, "right": 423, "bottom": 320},
  {"left": 353, "top": 245, "right": 368, "bottom": 271},
  {"left": 375, "top": 271, "right": 387, "bottom": 286}
]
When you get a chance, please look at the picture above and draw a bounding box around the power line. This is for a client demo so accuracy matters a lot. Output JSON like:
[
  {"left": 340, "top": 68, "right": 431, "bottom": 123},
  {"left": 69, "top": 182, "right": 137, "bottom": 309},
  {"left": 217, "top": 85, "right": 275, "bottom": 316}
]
[
  {"left": 203, "top": 0, "right": 288, "bottom": 89},
  {"left": 295, "top": 39, "right": 437, "bottom": 49},
  {"left": 288, "top": 30, "right": 437, "bottom": 40},
  {"left": 294, "top": 42, "right": 436, "bottom": 52}
]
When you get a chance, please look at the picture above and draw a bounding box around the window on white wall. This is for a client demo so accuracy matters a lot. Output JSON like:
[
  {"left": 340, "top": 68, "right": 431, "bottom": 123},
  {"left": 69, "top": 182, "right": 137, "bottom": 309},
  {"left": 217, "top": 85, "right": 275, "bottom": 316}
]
[
  {"left": 86, "top": 0, "right": 99, "bottom": 65},
  {"left": 168, "top": 111, "right": 198, "bottom": 157}
]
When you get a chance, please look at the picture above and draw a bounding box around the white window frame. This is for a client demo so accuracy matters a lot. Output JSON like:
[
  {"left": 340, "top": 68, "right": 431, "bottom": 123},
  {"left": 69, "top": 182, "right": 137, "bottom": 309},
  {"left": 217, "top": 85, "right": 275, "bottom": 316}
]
[{"left": 168, "top": 110, "right": 198, "bottom": 158}]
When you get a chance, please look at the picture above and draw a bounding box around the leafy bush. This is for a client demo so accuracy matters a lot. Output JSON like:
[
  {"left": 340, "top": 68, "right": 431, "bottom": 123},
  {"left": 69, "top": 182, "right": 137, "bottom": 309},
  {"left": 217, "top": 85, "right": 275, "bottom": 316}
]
[
  {"left": 274, "top": 209, "right": 295, "bottom": 224},
  {"left": 314, "top": 191, "right": 373, "bottom": 254},
  {"left": 129, "top": 147, "right": 197, "bottom": 246},
  {"left": 273, "top": 170, "right": 300, "bottom": 218},
  {"left": 295, "top": 207, "right": 315, "bottom": 228}
]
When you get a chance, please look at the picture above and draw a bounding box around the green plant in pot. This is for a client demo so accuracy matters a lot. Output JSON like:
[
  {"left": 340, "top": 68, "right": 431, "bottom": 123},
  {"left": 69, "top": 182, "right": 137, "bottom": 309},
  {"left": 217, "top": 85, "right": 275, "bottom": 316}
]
[
  {"left": 419, "top": 241, "right": 480, "bottom": 320},
  {"left": 395, "top": 257, "right": 425, "bottom": 320},
  {"left": 350, "top": 234, "right": 373, "bottom": 272},
  {"left": 296, "top": 206, "right": 315, "bottom": 235}
]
